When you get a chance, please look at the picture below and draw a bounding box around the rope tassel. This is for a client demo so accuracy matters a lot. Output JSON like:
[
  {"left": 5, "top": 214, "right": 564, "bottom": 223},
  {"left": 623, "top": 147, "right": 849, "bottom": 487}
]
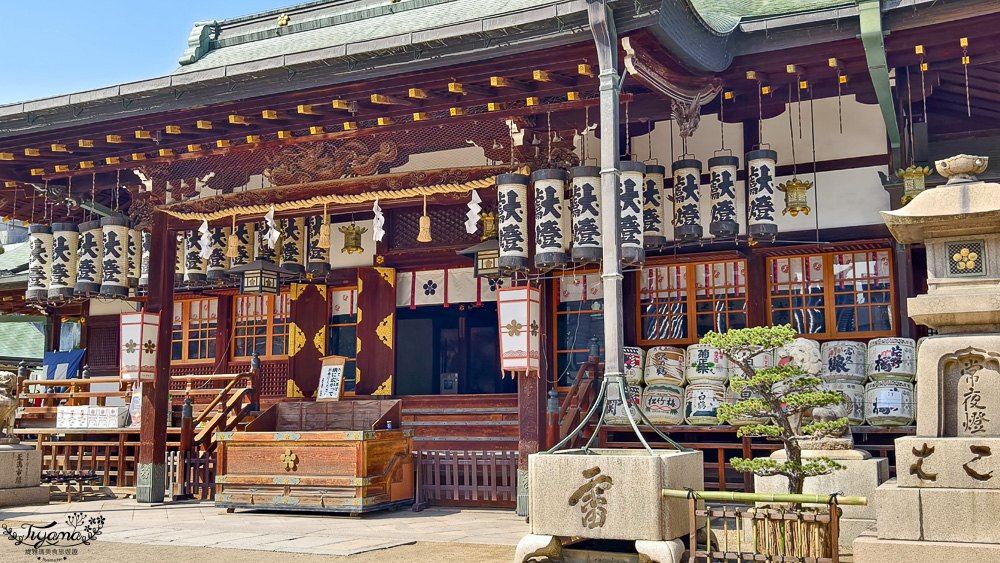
[
  {"left": 225, "top": 215, "right": 240, "bottom": 258},
  {"left": 318, "top": 203, "right": 331, "bottom": 249}
]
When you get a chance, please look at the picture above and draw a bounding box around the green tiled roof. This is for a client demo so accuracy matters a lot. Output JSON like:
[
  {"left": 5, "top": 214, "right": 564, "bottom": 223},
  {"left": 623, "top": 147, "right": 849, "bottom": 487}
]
[
  {"left": 690, "top": 0, "right": 853, "bottom": 33},
  {"left": 0, "top": 242, "right": 29, "bottom": 290},
  {"left": 0, "top": 321, "right": 44, "bottom": 362},
  {"left": 175, "top": 0, "right": 575, "bottom": 73}
]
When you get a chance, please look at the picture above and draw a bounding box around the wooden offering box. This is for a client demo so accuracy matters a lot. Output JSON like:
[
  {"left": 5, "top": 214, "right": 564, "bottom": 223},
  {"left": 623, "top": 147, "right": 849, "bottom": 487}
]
[{"left": 215, "top": 400, "right": 415, "bottom": 514}]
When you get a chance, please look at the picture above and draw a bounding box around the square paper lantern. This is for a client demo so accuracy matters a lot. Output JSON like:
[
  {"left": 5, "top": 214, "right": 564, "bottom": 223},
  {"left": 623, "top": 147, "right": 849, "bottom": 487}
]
[
  {"left": 497, "top": 285, "right": 541, "bottom": 375},
  {"left": 120, "top": 312, "right": 160, "bottom": 381}
]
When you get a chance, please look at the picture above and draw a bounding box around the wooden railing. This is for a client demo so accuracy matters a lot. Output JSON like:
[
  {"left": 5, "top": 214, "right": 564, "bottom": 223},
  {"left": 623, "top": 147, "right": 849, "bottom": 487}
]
[
  {"left": 166, "top": 449, "right": 216, "bottom": 500},
  {"left": 414, "top": 450, "right": 518, "bottom": 508},
  {"left": 17, "top": 376, "right": 128, "bottom": 419},
  {"left": 553, "top": 357, "right": 602, "bottom": 447},
  {"left": 173, "top": 369, "right": 260, "bottom": 456}
]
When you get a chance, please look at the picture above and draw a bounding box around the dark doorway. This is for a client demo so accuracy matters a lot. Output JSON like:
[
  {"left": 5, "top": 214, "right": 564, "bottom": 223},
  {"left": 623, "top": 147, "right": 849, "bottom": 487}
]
[{"left": 395, "top": 303, "right": 512, "bottom": 395}]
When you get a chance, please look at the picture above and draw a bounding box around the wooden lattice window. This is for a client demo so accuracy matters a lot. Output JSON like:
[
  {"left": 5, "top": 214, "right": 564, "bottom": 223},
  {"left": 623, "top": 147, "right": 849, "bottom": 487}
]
[
  {"left": 767, "top": 249, "right": 895, "bottom": 338},
  {"left": 328, "top": 288, "right": 358, "bottom": 394},
  {"left": 637, "top": 259, "right": 748, "bottom": 346},
  {"left": 553, "top": 273, "right": 604, "bottom": 389},
  {"left": 232, "top": 293, "right": 290, "bottom": 360},
  {"left": 171, "top": 298, "right": 218, "bottom": 363}
]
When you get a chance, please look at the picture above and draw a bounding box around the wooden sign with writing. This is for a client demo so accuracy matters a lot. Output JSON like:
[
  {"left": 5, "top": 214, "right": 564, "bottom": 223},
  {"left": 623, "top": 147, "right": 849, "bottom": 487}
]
[{"left": 317, "top": 355, "right": 348, "bottom": 401}]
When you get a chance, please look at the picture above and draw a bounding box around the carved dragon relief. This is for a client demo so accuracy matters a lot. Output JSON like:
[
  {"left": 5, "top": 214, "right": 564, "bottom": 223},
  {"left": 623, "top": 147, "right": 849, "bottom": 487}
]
[{"left": 263, "top": 140, "right": 399, "bottom": 186}]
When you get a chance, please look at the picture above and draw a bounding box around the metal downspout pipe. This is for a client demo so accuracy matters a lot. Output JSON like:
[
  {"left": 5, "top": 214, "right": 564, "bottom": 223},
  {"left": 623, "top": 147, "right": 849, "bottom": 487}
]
[
  {"left": 586, "top": 0, "right": 625, "bottom": 389},
  {"left": 857, "top": 0, "right": 902, "bottom": 166}
]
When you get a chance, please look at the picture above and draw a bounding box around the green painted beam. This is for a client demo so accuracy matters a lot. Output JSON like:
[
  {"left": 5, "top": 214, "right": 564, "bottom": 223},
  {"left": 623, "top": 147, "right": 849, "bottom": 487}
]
[{"left": 857, "top": 0, "right": 901, "bottom": 161}]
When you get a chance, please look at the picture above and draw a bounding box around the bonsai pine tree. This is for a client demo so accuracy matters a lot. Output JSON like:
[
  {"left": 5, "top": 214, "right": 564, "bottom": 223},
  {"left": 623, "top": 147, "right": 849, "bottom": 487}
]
[{"left": 702, "top": 325, "right": 847, "bottom": 495}]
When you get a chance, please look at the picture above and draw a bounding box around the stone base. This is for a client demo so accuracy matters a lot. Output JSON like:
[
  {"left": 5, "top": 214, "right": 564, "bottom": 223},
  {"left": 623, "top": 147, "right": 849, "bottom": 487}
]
[
  {"left": 0, "top": 445, "right": 42, "bottom": 488},
  {"left": 513, "top": 534, "right": 561, "bottom": 563},
  {"left": 853, "top": 529, "right": 1000, "bottom": 563},
  {"left": 635, "top": 539, "right": 684, "bottom": 563},
  {"left": 135, "top": 462, "right": 165, "bottom": 504},
  {"left": 895, "top": 436, "right": 1000, "bottom": 488},
  {"left": 0, "top": 486, "right": 49, "bottom": 507},
  {"left": 875, "top": 479, "right": 1000, "bottom": 543},
  {"left": 529, "top": 449, "right": 704, "bottom": 541}
]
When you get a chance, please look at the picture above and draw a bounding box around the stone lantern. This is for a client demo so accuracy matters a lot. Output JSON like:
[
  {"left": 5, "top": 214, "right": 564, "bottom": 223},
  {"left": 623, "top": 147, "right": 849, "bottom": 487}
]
[{"left": 855, "top": 154, "right": 1000, "bottom": 560}]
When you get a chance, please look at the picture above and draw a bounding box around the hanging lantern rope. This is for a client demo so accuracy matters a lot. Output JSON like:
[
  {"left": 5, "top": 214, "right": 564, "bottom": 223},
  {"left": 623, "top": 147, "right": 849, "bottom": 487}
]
[
  {"left": 159, "top": 173, "right": 517, "bottom": 222},
  {"left": 90, "top": 173, "right": 96, "bottom": 222}
]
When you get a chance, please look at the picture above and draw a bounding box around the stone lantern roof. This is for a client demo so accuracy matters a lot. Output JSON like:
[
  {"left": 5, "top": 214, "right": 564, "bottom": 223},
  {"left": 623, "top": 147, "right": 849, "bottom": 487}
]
[{"left": 882, "top": 155, "right": 1000, "bottom": 333}]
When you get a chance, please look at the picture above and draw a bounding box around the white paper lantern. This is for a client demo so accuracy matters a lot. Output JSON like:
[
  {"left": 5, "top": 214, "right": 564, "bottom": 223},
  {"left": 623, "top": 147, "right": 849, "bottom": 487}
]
[
  {"left": 619, "top": 160, "right": 645, "bottom": 264},
  {"left": 139, "top": 231, "right": 151, "bottom": 287},
  {"left": 127, "top": 228, "right": 140, "bottom": 287},
  {"left": 230, "top": 223, "right": 255, "bottom": 268},
  {"left": 570, "top": 166, "right": 602, "bottom": 263},
  {"left": 207, "top": 227, "right": 230, "bottom": 281},
  {"left": 746, "top": 149, "right": 778, "bottom": 243},
  {"left": 307, "top": 215, "right": 330, "bottom": 274},
  {"left": 49, "top": 223, "right": 78, "bottom": 300},
  {"left": 120, "top": 312, "right": 159, "bottom": 382},
  {"left": 497, "top": 173, "right": 530, "bottom": 272},
  {"left": 708, "top": 155, "right": 740, "bottom": 238},
  {"left": 280, "top": 217, "right": 306, "bottom": 273},
  {"left": 672, "top": 158, "right": 703, "bottom": 243},
  {"left": 642, "top": 164, "right": 667, "bottom": 249},
  {"left": 99, "top": 216, "right": 130, "bottom": 298},
  {"left": 75, "top": 219, "right": 103, "bottom": 296},
  {"left": 183, "top": 229, "right": 207, "bottom": 283},
  {"left": 532, "top": 169, "right": 568, "bottom": 269},
  {"left": 26, "top": 225, "right": 53, "bottom": 301},
  {"left": 497, "top": 285, "right": 541, "bottom": 375}
]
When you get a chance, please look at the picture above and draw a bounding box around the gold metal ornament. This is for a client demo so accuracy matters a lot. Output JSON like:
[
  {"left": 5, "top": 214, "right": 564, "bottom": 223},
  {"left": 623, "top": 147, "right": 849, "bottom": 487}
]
[
  {"left": 277, "top": 13, "right": 289, "bottom": 26},
  {"left": 280, "top": 449, "right": 298, "bottom": 471},
  {"left": 897, "top": 165, "right": 932, "bottom": 205},
  {"left": 777, "top": 178, "right": 813, "bottom": 216},
  {"left": 480, "top": 211, "right": 498, "bottom": 240},
  {"left": 339, "top": 223, "right": 367, "bottom": 254}
]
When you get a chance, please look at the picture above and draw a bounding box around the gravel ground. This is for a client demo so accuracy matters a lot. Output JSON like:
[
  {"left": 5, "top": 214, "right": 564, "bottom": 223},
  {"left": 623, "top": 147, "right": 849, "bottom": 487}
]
[{"left": 0, "top": 539, "right": 516, "bottom": 563}]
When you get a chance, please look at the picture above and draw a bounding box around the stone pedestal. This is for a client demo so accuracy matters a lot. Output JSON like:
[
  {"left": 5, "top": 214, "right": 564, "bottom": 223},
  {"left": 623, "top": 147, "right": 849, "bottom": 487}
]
[
  {"left": 753, "top": 449, "right": 887, "bottom": 549},
  {"left": 527, "top": 449, "right": 704, "bottom": 541},
  {"left": 855, "top": 154, "right": 1000, "bottom": 561},
  {"left": 0, "top": 444, "right": 49, "bottom": 507}
]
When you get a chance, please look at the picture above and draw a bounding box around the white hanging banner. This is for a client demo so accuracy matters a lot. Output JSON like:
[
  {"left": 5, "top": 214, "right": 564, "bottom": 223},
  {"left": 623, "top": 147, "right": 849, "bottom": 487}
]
[
  {"left": 330, "top": 288, "right": 358, "bottom": 316},
  {"left": 396, "top": 268, "right": 509, "bottom": 307},
  {"left": 372, "top": 197, "right": 386, "bottom": 242},
  {"left": 558, "top": 274, "right": 604, "bottom": 302}
]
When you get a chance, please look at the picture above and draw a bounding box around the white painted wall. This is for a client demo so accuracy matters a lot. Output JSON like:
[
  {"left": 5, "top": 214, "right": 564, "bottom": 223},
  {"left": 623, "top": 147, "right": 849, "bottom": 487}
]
[
  {"left": 87, "top": 299, "right": 139, "bottom": 316},
  {"left": 329, "top": 219, "right": 375, "bottom": 268}
]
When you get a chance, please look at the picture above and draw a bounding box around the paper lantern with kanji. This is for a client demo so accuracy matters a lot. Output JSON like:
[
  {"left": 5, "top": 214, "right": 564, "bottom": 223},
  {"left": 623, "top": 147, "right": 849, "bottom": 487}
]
[
  {"left": 642, "top": 164, "right": 667, "bottom": 249},
  {"left": 49, "top": 223, "right": 78, "bottom": 300},
  {"left": 207, "top": 227, "right": 231, "bottom": 280},
  {"left": 570, "top": 165, "right": 602, "bottom": 263},
  {"left": 532, "top": 168, "right": 568, "bottom": 269},
  {"left": 280, "top": 217, "right": 306, "bottom": 273},
  {"left": 497, "top": 173, "right": 530, "bottom": 273},
  {"left": 75, "top": 219, "right": 103, "bottom": 296},
  {"left": 672, "top": 158, "right": 703, "bottom": 243},
  {"left": 497, "top": 285, "right": 541, "bottom": 375},
  {"left": 26, "top": 225, "right": 53, "bottom": 302},
  {"left": 99, "top": 216, "right": 130, "bottom": 298},
  {"left": 746, "top": 149, "right": 779, "bottom": 244},
  {"left": 619, "top": 160, "right": 645, "bottom": 264},
  {"left": 120, "top": 312, "right": 160, "bottom": 381}
]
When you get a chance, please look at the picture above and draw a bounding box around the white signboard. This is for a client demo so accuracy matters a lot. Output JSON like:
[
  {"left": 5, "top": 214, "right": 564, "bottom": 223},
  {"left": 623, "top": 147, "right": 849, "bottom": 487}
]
[{"left": 317, "top": 356, "right": 347, "bottom": 401}]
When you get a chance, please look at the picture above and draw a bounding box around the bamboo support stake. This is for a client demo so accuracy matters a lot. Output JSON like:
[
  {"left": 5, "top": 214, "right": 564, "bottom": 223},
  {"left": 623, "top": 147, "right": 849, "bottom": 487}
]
[{"left": 661, "top": 489, "right": 867, "bottom": 506}]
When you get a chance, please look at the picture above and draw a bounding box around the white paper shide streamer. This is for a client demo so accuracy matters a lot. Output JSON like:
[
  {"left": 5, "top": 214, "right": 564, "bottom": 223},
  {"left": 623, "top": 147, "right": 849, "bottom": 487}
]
[
  {"left": 263, "top": 206, "right": 280, "bottom": 249},
  {"left": 372, "top": 197, "right": 386, "bottom": 243},
  {"left": 198, "top": 218, "right": 212, "bottom": 260},
  {"left": 466, "top": 190, "right": 482, "bottom": 234}
]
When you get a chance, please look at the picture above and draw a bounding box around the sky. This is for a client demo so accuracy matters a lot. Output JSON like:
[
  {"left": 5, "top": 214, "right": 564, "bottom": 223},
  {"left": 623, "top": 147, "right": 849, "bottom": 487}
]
[{"left": 0, "top": 0, "right": 292, "bottom": 105}]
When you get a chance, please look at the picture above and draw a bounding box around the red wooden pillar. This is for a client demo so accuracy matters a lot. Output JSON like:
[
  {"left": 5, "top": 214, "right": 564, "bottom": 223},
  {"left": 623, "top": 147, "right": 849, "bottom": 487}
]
[
  {"left": 354, "top": 267, "right": 396, "bottom": 395},
  {"left": 516, "top": 279, "right": 548, "bottom": 515},
  {"left": 288, "top": 283, "right": 328, "bottom": 397},
  {"left": 137, "top": 210, "right": 175, "bottom": 503}
]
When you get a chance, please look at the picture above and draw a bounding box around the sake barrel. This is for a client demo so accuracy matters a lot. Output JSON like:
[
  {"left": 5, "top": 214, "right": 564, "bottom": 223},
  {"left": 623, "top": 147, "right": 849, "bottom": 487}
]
[
  {"left": 644, "top": 346, "right": 685, "bottom": 385},
  {"left": 729, "top": 346, "right": 774, "bottom": 380},
  {"left": 604, "top": 383, "right": 643, "bottom": 425},
  {"left": 822, "top": 379, "right": 866, "bottom": 425},
  {"left": 725, "top": 384, "right": 768, "bottom": 426},
  {"left": 624, "top": 346, "right": 646, "bottom": 385},
  {"left": 685, "top": 383, "right": 726, "bottom": 425},
  {"left": 641, "top": 383, "right": 685, "bottom": 425},
  {"left": 865, "top": 380, "right": 914, "bottom": 426},
  {"left": 821, "top": 340, "right": 867, "bottom": 383},
  {"left": 867, "top": 337, "right": 916, "bottom": 382},
  {"left": 685, "top": 344, "right": 729, "bottom": 385}
]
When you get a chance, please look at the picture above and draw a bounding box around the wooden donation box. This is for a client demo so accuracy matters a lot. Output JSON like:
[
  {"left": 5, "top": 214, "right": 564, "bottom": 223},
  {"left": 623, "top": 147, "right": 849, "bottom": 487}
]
[{"left": 214, "top": 400, "right": 415, "bottom": 514}]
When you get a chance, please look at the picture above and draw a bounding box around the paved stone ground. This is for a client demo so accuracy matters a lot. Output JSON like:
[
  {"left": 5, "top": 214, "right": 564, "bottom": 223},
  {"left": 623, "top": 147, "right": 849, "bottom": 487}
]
[{"left": 0, "top": 498, "right": 528, "bottom": 560}]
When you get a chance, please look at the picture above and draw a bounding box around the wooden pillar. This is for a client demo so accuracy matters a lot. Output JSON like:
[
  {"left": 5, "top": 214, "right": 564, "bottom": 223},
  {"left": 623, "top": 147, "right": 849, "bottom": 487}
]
[
  {"left": 516, "top": 279, "right": 548, "bottom": 515},
  {"left": 288, "top": 283, "right": 328, "bottom": 397},
  {"left": 136, "top": 210, "right": 174, "bottom": 503},
  {"left": 354, "top": 267, "right": 395, "bottom": 395},
  {"left": 213, "top": 296, "right": 232, "bottom": 374}
]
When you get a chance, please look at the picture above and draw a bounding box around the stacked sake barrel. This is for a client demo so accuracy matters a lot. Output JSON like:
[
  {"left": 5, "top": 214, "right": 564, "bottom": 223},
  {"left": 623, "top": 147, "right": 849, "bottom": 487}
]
[
  {"left": 819, "top": 337, "right": 916, "bottom": 426},
  {"left": 683, "top": 344, "right": 729, "bottom": 425},
  {"left": 864, "top": 337, "right": 916, "bottom": 426},
  {"left": 603, "top": 347, "right": 645, "bottom": 425},
  {"left": 640, "top": 346, "right": 686, "bottom": 425}
]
